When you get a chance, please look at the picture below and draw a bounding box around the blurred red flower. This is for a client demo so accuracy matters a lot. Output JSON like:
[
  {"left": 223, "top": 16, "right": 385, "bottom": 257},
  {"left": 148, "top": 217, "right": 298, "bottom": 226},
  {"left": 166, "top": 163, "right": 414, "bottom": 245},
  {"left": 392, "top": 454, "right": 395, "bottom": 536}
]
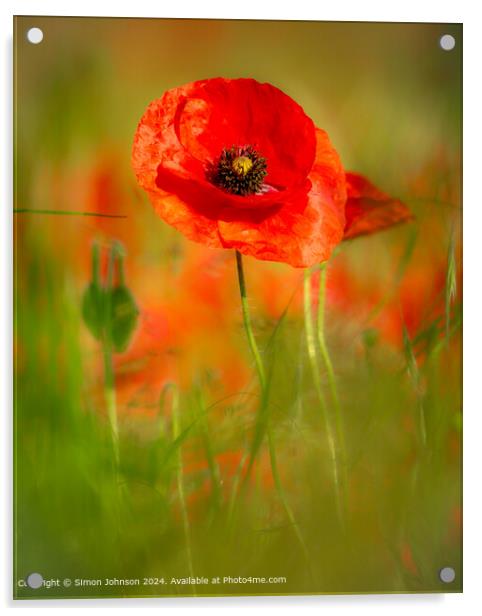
[
  {"left": 344, "top": 172, "right": 413, "bottom": 240},
  {"left": 132, "top": 77, "right": 412, "bottom": 267}
]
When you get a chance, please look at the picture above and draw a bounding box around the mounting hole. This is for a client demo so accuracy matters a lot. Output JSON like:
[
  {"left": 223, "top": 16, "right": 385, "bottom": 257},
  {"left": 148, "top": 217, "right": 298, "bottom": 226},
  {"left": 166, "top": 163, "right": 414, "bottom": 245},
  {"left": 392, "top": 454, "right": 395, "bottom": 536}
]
[
  {"left": 26, "top": 27, "right": 43, "bottom": 45},
  {"left": 439, "top": 34, "right": 455, "bottom": 51},
  {"left": 439, "top": 566, "right": 456, "bottom": 583},
  {"left": 26, "top": 572, "right": 44, "bottom": 589}
]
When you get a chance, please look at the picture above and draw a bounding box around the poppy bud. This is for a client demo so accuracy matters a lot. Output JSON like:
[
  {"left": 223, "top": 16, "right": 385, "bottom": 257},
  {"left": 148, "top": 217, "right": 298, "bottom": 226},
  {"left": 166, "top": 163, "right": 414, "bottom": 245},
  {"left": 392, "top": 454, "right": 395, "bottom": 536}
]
[
  {"left": 82, "top": 242, "right": 105, "bottom": 340},
  {"left": 82, "top": 241, "right": 139, "bottom": 353},
  {"left": 109, "top": 284, "right": 139, "bottom": 353}
]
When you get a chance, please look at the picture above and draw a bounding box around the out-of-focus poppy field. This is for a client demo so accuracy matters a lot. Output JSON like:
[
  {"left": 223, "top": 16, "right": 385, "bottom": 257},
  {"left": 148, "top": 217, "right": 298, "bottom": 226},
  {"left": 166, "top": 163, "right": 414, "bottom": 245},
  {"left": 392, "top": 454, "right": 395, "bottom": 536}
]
[{"left": 14, "top": 17, "right": 461, "bottom": 597}]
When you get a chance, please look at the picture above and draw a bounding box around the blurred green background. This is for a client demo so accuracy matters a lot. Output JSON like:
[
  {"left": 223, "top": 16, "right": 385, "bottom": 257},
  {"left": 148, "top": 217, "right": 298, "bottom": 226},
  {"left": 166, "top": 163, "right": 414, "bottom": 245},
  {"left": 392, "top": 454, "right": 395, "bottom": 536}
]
[{"left": 14, "top": 17, "right": 461, "bottom": 598}]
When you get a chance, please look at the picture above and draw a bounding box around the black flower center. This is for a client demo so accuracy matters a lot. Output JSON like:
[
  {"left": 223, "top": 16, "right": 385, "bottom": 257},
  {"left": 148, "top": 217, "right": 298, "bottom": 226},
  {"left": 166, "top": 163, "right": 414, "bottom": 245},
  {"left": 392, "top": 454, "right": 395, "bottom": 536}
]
[{"left": 210, "top": 146, "right": 267, "bottom": 196}]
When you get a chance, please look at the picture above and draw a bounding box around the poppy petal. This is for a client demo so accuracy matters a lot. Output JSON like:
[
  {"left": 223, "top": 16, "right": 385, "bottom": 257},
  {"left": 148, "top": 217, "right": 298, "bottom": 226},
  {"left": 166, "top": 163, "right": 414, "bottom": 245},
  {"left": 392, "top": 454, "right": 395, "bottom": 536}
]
[
  {"left": 174, "top": 78, "right": 317, "bottom": 189},
  {"left": 132, "top": 83, "right": 221, "bottom": 246},
  {"left": 145, "top": 186, "right": 222, "bottom": 248},
  {"left": 343, "top": 172, "right": 413, "bottom": 239},
  {"left": 217, "top": 128, "right": 346, "bottom": 267},
  {"left": 132, "top": 78, "right": 317, "bottom": 208}
]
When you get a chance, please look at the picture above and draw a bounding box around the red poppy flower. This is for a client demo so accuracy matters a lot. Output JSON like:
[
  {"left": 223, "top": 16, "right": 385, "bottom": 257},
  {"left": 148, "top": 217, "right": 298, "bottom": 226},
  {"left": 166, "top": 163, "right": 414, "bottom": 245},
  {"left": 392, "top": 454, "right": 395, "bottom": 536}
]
[{"left": 132, "top": 77, "right": 411, "bottom": 267}]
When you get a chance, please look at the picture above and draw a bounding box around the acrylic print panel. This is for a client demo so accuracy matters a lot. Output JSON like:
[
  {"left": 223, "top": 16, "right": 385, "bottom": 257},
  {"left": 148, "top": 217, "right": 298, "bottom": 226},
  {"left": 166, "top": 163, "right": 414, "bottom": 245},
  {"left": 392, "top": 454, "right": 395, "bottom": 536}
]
[{"left": 13, "top": 16, "right": 462, "bottom": 599}]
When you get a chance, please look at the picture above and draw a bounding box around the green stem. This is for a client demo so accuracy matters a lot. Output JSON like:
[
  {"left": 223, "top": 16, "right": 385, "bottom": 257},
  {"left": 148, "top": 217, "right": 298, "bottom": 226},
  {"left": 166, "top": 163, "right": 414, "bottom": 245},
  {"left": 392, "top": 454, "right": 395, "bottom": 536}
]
[
  {"left": 102, "top": 339, "right": 126, "bottom": 567},
  {"left": 226, "top": 450, "right": 249, "bottom": 535},
  {"left": 104, "top": 244, "right": 119, "bottom": 466},
  {"left": 196, "top": 387, "right": 222, "bottom": 510},
  {"left": 235, "top": 251, "right": 266, "bottom": 392},
  {"left": 171, "top": 386, "right": 196, "bottom": 593},
  {"left": 316, "top": 264, "right": 348, "bottom": 493},
  {"left": 103, "top": 344, "right": 119, "bottom": 466},
  {"left": 303, "top": 268, "right": 345, "bottom": 528},
  {"left": 235, "top": 251, "right": 310, "bottom": 563},
  {"left": 13, "top": 208, "right": 126, "bottom": 218},
  {"left": 316, "top": 264, "right": 340, "bottom": 411},
  {"left": 116, "top": 253, "right": 126, "bottom": 286}
]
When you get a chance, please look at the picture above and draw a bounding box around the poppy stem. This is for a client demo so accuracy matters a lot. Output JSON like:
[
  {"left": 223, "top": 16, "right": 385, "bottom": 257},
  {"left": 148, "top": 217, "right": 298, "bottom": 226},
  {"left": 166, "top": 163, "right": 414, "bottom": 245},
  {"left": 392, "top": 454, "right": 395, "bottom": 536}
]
[
  {"left": 103, "top": 244, "right": 120, "bottom": 467},
  {"left": 103, "top": 344, "right": 119, "bottom": 467},
  {"left": 303, "top": 267, "right": 345, "bottom": 530},
  {"left": 235, "top": 251, "right": 266, "bottom": 392},
  {"left": 234, "top": 251, "right": 311, "bottom": 566}
]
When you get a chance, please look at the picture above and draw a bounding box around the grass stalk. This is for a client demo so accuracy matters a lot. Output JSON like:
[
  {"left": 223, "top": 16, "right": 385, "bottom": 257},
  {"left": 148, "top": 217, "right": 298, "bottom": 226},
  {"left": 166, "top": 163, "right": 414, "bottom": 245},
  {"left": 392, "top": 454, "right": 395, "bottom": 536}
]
[
  {"left": 196, "top": 387, "right": 222, "bottom": 511},
  {"left": 266, "top": 427, "right": 312, "bottom": 575},
  {"left": 170, "top": 385, "right": 196, "bottom": 592},
  {"left": 226, "top": 450, "right": 249, "bottom": 535},
  {"left": 303, "top": 268, "right": 345, "bottom": 528},
  {"left": 316, "top": 263, "right": 348, "bottom": 506}
]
